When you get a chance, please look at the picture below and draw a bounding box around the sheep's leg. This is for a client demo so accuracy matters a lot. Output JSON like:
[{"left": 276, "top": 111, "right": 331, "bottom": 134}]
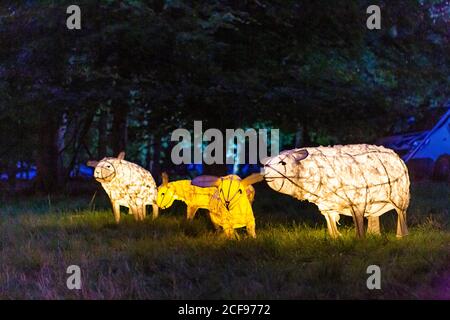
[
  {"left": 186, "top": 207, "right": 192, "bottom": 220},
  {"left": 130, "top": 206, "right": 139, "bottom": 221},
  {"left": 246, "top": 220, "right": 256, "bottom": 238},
  {"left": 210, "top": 217, "right": 221, "bottom": 231},
  {"left": 186, "top": 206, "right": 198, "bottom": 220},
  {"left": 330, "top": 213, "right": 341, "bottom": 237},
  {"left": 151, "top": 203, "right": 159, "bottom": 220},
  {"left": 141, "top": 205, "right": 147, "bottom": 220},
  {"left": 223, "top": 227, "right": 237, "bottom": 240},
  {"left": 323, "top": 214, "right": 334, "bottom": 238},
  {"left": 208, "top": 212, "right": 220, "bottom": 230},
  {"left": 323, "top": 213, "right": 341, "bottom": 239},
  {"left": 367, "top": 216, "right": 381, "bottom": 235},
  {"left": 396, "top": 209, "right": 408, "bottom": 238},
  {"left": 134, "top": 205, "right": 144, "bottom": 221},
  {"left": 112, "top": 201, "right": 121, "bottom": 223},
  {"left": 352, "top": 211, "right": 365, "bottom": 239},
  {"left": 192, "top": 207, "right": 199, "bottom": 219},
  {"left": 138, "top": 205, "right": 146, "bottom": 221},
  {"left": 135, "top": 206, "right": 142, "bottom": 221}
]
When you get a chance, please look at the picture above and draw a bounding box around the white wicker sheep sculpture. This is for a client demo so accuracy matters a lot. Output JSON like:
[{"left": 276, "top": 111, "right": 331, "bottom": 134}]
[
  {"left": 263, "top": 144, "right": 410, "bottom": 239},
  {"left": 194, "top": 174, "right": 263, "bottom": 239},
  {"left": 87, "top": 152, "right": 158, "bottom": 223}
]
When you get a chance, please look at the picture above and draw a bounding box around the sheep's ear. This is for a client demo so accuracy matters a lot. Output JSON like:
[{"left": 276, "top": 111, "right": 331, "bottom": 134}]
[
  {"left": 292, "top": 149, "right": 308, "bottom": 162},
  {"left": 191, "top": 175, "right": 220, "bottom": 187},
  {"left": 242, "top": 173, "right": 264, "bottom": 186},
  {"left": 214, "top": 178, "right": 222, "bottom": 187},
  {"left": 260, "top": 157, "right": 272, "bottom": 165},
  {"left": 117, "top": 151, "right": 125, "bottom": 160},
  {"left": 86, "top": 160, "right": 99, "bottom": 167},
  {"left": 161, "top": 172, "right": 169, "bottom": 186}
]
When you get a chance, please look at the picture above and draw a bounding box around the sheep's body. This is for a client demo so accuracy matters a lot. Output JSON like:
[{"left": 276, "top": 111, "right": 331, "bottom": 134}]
[
  {"left": 264, "top": 144, "right": 410, "bottom": 238},
  {"left": 207, "top": 175, "right": 257, "bottom": 239},
  {"left": 158, "top": 180, "right": 216, "bottom": 220},
  {"left": 158, "top": 179, "right": 255, "bottom": 220},
  {"left": 92, "top": 156, "right": 158, "bottom": 222},
  {"left": 170, "top": 180, "right": 215, "bottom": 209}
]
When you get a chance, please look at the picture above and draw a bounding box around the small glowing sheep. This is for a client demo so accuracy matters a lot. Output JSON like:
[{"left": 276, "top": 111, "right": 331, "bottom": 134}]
[
  {"left": 195, "top": 174, "right": 263, "bottom": 239},
  {"left": 263, "top": 144, "right": 409, "bottom": 239},
  {"left": 157, "top": 173, "right": 255, "bottom": 221},
  {"left": 87, "top": 152, "right": 158, "bottom": 223},
  {"left": 157, "top": 173, "right": 216, "bottom": 220}
]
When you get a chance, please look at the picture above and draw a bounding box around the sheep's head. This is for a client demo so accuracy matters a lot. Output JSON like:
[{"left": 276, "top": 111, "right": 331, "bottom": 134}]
[
  {"left": 206, "top": 173, "right": 263, "bottom": 211},
  {"left": 87, "top": 151, "right": 125, "bottom": 183},
  {"left": 263, "top": 149, "right": 309, "bottom": 194},
  {"left": 157, "top": 172, "right": 177, "bottom": 209}
]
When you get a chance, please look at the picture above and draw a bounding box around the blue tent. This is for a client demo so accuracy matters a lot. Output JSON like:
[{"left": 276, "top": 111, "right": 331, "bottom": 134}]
[
  {"left": 378, "top": 106, "right": 450, "bottom": 162},
  {"left": 403, "top": 108, "right": 450, "bottom": 162}
]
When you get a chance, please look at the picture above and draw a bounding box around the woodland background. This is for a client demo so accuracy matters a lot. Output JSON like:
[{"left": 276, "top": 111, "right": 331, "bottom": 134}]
[{"left": 0, "top": 0, "right": 448, "bottom": 194}]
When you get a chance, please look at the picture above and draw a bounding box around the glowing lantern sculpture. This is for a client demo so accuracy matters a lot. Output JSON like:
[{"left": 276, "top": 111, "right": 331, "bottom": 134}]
[
  {"left": 263, "top": 144, "right": 410, "bottom": 238},
  {"left": 194, "top": 174, "right": 263, "bottom": 239},
  {"left": 87, "top": 152, "right": 158, "bottom": 223},
  {"left": 191, "top": 175, "right": 256, "bottom": 203},
  {"left": 157, "top": 173, "right": 217, "bottom": 220},
  {"left": 157, "top": 173, "right": 255, "bottom": 220}
]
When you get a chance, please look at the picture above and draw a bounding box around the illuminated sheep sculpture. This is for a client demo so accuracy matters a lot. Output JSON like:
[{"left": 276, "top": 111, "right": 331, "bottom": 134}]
[
  {"left": 87, "top": 152, "right": 158, "bottom": 223},
  {"left": 157, "top": 173, "right": 255, "bottom": 221},
  {"left": 194, "top": 174, "right": 263, "bottom": 239},
  {"left": 263, "top": 144, "right": 410, "bottom": 239}
]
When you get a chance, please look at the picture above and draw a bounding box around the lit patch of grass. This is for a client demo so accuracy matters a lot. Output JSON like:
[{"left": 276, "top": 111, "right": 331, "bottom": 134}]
[{"left": 0, "top": 182, "right": 448, "bottom": 299}]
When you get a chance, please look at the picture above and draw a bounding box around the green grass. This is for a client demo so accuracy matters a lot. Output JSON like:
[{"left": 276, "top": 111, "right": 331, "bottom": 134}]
[{"left": 0, "top": 182, "right": 449, "bottom": 299}]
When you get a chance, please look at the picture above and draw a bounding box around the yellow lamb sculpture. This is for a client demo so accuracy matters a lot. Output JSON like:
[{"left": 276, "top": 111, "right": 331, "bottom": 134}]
[
  {"left": 157, "top": 173, "right": 255, "bottom": 221},
  {"left": 195, "top": 173, "right": 263, "bottom": 239}
]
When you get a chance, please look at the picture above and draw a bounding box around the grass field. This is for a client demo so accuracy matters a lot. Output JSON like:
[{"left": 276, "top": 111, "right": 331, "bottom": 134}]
[{"left": 0, "top": 181, "right": 449, "bottom": 299}]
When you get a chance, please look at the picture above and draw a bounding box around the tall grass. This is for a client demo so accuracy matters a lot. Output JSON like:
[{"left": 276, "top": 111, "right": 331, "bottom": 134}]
[{"left": 0, "top": 182, "right": 448, "bottom": 299}]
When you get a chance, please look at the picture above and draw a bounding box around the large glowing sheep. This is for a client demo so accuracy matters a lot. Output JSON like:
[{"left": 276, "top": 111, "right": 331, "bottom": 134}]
[
  {"left": 87, "top": 152, "right": 158, "bottom": 223},
  {"left": 195, "top": 174, "right": 263, "bottom": 239},
  {"left": 157, "top": 173, "right": 255, "bottom": 221},
  {"left": 263, "top": 144, "right": 409, "bottom": 239}
]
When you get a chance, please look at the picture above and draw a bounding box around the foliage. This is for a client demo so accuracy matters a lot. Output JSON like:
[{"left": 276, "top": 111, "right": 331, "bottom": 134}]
[{"left": 0, "top": 1, "right": 448, "bottom": 190}]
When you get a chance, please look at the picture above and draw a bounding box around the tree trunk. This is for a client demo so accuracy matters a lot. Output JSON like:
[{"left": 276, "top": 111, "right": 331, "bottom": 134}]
[
  {"left": 97, "top": 109, "right": 108, "bottom": 159},
  {"left": 111, "top": 105, "right": 128, "bottom": 156},
  {"left": 65, "top": 111, "right": 96, "bottom": 181},
  {"left": 56, "top": 113, "right": 68, "bottom": 182},
  {"left": 35, "top": 110, "right": 59, "bottom": 194},
  {"left": 152, "top": 135, "right": 162, "bottom": 179}
]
